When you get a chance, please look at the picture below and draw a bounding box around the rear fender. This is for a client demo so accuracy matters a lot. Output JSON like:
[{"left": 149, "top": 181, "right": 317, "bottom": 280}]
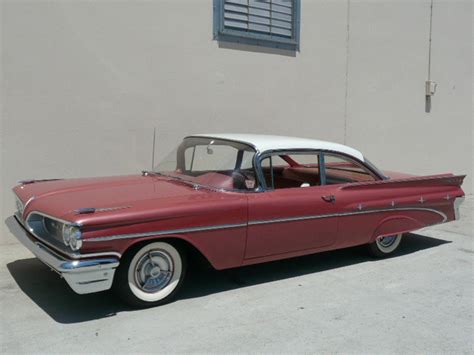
[
  {"left": 341, "top": 174, "right": 466, "bottom": 191},
  {"left": 371, "top": 216, "right": 425, "bottom": 242}
]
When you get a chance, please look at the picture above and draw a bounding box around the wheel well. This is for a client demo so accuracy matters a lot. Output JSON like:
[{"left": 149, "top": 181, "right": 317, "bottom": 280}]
[
  {"left": 121, "top": 237, "right": 214, "bottom": 270},
  {"left": 371, "top": 216, "right": 424, "bottom": 242}
]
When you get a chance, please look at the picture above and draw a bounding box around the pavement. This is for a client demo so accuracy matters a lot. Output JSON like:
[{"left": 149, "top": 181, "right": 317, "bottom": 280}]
[{"left": 0, "top": 196, "right": 472, "bottom": 354}]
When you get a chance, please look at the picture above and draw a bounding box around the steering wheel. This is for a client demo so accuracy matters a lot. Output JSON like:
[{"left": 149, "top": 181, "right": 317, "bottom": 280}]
[{"left": 232, "top": 170, "right": 254, "bottom": 190}]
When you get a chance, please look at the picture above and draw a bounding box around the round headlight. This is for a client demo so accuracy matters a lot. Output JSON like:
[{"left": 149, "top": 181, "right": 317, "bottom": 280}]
[
  {"left": 62, "top": 224, "right": 82, "bottom": 250},
  {"left": 69, "top": 234, "right": 83, "bottom": 251}
]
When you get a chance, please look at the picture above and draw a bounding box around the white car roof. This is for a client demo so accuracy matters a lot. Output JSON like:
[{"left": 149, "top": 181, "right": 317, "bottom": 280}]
[{"left": 189, "top": 133, "right": 365, "bottom": 161}]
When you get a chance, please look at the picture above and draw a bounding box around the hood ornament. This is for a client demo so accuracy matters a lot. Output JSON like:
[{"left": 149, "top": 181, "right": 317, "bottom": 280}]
[
  {"left": 18, "top": 178, "right": 62, "bottom": 185},
  {"left": 75, "top": 206, "right": 131, "bottom": 214}
]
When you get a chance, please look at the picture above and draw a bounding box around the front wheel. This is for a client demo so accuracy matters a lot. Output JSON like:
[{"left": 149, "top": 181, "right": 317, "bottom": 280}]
[
  {"left": 367, "top": 233, "right": 403, "bottom": 258},
  {"left": 113, "top": 241, "right": 186, "bottom": 308}
]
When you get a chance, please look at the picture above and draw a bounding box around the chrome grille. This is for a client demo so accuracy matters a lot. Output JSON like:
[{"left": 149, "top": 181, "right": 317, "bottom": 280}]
[{"left": 42, "top": 218, "right": 63, "bottom": 240}]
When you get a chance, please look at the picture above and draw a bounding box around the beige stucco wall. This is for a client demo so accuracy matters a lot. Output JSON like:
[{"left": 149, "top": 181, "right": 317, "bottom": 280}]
[{"left": 1, "top": 0, "right": 472, "bottom": 242}]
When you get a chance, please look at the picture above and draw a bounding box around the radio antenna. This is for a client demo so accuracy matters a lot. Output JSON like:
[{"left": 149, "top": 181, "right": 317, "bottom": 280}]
[{"left": 151, "top": 127, "right": 156, "bottom": 170}]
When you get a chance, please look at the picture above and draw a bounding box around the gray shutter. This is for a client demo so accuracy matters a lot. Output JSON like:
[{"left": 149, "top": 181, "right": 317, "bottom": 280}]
[{"left": 223, "top": 0, "right": 294, "bottom": 38}]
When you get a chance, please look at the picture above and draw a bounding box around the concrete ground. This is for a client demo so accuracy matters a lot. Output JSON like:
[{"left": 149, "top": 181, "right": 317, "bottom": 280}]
[{"left": 0, "top": 197, "right": 472, "bottom": 354}]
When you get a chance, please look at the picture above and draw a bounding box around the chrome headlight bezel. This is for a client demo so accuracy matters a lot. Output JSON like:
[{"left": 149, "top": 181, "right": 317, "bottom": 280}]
[
  {"left": 62, "top": 224, "right": 83, "bottom": 251},
  {"left": 15, "top": 196, "right": 25, "bottom": 216}
]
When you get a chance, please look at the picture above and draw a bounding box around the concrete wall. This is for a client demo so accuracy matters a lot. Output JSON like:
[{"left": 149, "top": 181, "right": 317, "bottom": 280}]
[{"left": 1, "top": 0, "right": 472, "bottom": 241}]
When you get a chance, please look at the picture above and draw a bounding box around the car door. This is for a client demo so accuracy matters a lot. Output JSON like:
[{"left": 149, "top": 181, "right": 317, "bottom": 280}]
[
  {"left": 244, "top": 152, "right": 340, "bottom": 259},
  {"left": 321, "top": 152, "right": 381, "bottom": 248}
]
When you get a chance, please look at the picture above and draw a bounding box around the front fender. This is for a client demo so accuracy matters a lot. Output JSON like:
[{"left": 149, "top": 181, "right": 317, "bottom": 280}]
[{"left": 83, "top": 225, "right": 247, "bottom": 270}]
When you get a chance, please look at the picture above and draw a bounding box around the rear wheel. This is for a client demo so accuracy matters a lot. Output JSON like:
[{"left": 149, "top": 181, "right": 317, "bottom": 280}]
[
  {"left": 114, "top": 241, "right": 186, "bottom": 308},
  {"left": 368, "top": 233, "right": 403, "bottom": 258}
]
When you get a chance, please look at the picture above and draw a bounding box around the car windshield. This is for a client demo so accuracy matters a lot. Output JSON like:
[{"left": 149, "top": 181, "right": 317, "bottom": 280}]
[{"left": 153, "top": 137, "right": 258, "bottom": 191}]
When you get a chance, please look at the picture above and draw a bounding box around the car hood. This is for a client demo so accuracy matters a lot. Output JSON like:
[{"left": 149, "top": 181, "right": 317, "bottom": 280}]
[{"left": 13, "top": 175, "right": 227, "bottom": 227}]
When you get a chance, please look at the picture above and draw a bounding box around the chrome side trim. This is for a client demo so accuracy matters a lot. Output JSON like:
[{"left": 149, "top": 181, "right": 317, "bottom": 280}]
[
  {"left": 69, "top": 251, "right": 122, "bottom": 259},
  {"left": 77, "top": 279, "right": 110, "bottom": 285},
  {"left": 248, "top": 213, "right": 340, "bottom": 225},
  {"left": 15, "top": 214, "right": 121, "bottom": 259},
  {"left": 84, "top": 207, "right": 447, "bottom": 243},
  {"left": 84, "top": 222, "right": 248, "bottom": 243},
  {"left": 23, "top": 196, "right": 36, "bottom": 213},
  {"left": 248, "top": 207, "right": 447, "bottom": 226},
  {"left": 59, "top": 258, "right": 120, "bottom": 272}
]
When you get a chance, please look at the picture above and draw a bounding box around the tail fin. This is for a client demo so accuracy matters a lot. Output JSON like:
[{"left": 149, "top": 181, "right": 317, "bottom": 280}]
[{"left": 340, "top": 174, "right": 466, "bottom": 191}]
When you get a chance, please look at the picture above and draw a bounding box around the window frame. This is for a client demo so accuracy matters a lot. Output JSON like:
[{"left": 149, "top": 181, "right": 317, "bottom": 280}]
[
  {"left": 256, "top": 149, "right": 384, "bottom": 191},
  {"left": 321, "top": 152, "right": 381, "bottom": 186},
  {"left": 259, "top": 151, "right": 323, "bottom": 190},
  {"left": 179, "top": 136, "right": 265, "bottom": 193},
  {"left": 213, "top": 0, "right": 301, "bottom": 51}
]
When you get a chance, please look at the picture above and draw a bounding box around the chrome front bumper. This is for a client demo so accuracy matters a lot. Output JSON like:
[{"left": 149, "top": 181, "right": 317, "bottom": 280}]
[{"left": 13, "top": 215, "right": 119, "bottom": 294}]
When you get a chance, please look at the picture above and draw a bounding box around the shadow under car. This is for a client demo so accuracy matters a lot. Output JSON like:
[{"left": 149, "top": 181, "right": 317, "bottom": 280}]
[{"left": 5, "top": 225, "right": 450, "bottom": 324}]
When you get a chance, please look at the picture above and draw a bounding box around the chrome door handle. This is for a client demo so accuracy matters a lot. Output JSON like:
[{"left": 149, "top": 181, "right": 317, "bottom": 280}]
[{"left": 321, "top": 195, "right": 336, "bottom": 203}]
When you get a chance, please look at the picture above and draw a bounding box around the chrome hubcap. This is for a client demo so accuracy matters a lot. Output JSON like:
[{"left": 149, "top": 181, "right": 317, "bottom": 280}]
[
  {"left": 135, "top": 250, "right": 174, "bottom": 293},
  {"left": 378, "top": 235, "right": 398, "bottom": 248}
]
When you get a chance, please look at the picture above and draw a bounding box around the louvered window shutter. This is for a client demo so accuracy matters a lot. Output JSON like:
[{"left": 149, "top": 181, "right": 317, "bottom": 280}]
[{"left": 214, "top": 0, "right": 300, "bottom": 51}]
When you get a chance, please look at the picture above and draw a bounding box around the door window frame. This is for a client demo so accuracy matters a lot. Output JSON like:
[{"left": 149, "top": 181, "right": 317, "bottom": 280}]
[{"left": 255, "top": 149, "right": 384, "bottom": 191}]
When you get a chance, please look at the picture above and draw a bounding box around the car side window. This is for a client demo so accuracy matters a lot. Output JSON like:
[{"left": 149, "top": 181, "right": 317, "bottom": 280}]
[
  {"left": 261, "top": 153, "right": 322, "bottom": 190},
  {"left": 184, "top": 147, "right": 194, "bottom": 171},
  {"left": 240, "top": 150, "right": 255, "bottom": 170},
  {"left": 323, "top": 153, "right": 377, "bottom": 184}
]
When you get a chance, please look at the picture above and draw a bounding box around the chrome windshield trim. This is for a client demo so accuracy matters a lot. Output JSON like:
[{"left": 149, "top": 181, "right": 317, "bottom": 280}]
[
  {"left": 84, "top": 207, "right": 446, "bottom": 243},
  {"left": 174, "top": 136, "right": 262, "bottom": 192},
  {"left": 185, "top": 135, "right": 259, "bottom": 152},
  {"left": 84, "top": 222, "right": 248, "bottom": 243}
]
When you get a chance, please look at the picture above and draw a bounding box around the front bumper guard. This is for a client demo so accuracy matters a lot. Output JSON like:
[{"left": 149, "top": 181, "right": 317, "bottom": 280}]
[{"left": 13, "top": 215, "right": 119, "bottom": 294}]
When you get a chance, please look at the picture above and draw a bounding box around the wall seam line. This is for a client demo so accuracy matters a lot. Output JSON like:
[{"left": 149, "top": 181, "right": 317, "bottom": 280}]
[{"left": 343, "top": 0, "right": 351, "bottom": 145}]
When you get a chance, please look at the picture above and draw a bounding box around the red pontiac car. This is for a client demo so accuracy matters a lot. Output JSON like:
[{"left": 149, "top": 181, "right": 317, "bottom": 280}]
[{"left": 12, "top": 134, "right": 466, "bottom": 307}]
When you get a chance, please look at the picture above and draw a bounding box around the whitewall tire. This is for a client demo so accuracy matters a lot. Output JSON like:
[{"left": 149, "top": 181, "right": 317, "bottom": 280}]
[
  {"left": 368, "top": 233, "right": 403, "bottom": 258},
  {"left": 114, "top": 241, "right": 186, "bottom": 307}
]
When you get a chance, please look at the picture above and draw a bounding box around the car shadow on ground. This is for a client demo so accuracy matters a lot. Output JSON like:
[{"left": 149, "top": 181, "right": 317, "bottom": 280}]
[{"left": 5, "top": 228, "right": 450, "bottom": 324}]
